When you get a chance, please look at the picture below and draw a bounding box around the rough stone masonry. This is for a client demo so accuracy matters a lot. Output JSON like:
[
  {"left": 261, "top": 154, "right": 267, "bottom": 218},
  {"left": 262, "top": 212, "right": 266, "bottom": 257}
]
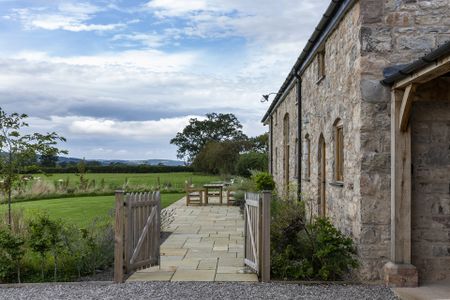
[{"left": 266, "top": 0, "right": 450, "bottom": 282}]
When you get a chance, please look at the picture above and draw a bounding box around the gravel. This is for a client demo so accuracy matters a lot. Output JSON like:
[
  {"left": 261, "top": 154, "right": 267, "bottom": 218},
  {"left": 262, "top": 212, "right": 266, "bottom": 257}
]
[{"left": 0, "top": 282, "right": 397, "bottom": 300}]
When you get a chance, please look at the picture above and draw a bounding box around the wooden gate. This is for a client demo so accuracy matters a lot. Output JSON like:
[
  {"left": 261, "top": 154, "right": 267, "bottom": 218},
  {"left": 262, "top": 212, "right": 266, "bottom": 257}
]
[
  {"left": 114, "top": 190, "right": 161, "bottom": 283},
  {"left": 244, "top": 191, "right": 271, "bottom": 282}
]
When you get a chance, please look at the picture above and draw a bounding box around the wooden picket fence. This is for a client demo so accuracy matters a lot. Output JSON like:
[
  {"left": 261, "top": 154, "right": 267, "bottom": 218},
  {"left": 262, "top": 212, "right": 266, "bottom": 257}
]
[
  {"left": 244, "top": 191, "right": 271, "bottom": 282},
  {"left": 114, "top": 190, "right": 161, "bottom": 283}
]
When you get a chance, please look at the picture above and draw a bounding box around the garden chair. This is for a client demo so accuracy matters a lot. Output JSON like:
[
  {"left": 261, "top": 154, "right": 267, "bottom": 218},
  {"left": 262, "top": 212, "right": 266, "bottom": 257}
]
[
  {"left": 185, "top": 186, "right": 204, "bottom": 206},
  {"left": 226, "top": 188, "right": 236, "bottom": 206}
]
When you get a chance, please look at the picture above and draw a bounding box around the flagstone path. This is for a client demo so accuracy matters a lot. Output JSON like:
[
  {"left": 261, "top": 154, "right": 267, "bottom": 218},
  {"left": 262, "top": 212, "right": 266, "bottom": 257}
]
[{"left": 127, "top": 196, "right": 258, "bottom": 282}]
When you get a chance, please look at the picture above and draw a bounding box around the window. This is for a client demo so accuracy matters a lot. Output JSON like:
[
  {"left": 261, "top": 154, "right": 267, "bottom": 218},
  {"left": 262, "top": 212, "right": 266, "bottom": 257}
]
[
  {"left": 334, "top": 119, "right": 344, "bottom": 182},
  {"left": 283, "top": 114, "right": 290, "bottom": 193},
  {"left": 275, "top": 147, "right": 278, "bottom": 174},
  {"left": 317, "top": 49, "right": 326, "bottom": 81},
  {"left": 304, "top": 134, "right": 311, "bottom": 180},
  {"left": 295, "top": 138, "right": 298, "bottom": 178}
]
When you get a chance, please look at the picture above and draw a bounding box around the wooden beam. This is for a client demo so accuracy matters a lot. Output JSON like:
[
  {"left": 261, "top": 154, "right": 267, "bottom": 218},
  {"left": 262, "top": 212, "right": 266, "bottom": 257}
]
[
  {"left": 393, "top": 56, "right": 450, "bottom": 89},
  {"left": 390, "top": 90, "right": 412, "bottom": 264},
  {"left": 398, "top": 84, "right": 416, "bottom": 132}
]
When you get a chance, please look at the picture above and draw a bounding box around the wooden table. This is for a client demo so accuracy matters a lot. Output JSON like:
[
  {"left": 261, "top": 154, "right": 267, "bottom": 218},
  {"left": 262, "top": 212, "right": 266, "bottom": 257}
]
[{"left": 203, "top": 183, "right": 224, "bottom": 205}]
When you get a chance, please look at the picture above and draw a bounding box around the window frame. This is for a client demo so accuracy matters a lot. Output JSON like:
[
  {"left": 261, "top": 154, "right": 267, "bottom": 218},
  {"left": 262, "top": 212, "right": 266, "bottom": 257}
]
[
  {"left": 334, "top": 119, "right": 344, "bottom": 183},
  {"left": 304, "top": 134, "right": 311, "bottom": 181},
  {"left": 317, "top": 49, "right": 326, "bottom": 83}
]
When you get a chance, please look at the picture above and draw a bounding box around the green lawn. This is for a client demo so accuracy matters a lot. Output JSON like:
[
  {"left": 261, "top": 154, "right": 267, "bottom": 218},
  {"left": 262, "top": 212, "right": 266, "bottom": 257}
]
[
  {"left": 0, "top": 193, "right": 184, "bottom": 227},
  {"left": 37, "top": 172, "right": 220, "bottom": 191}
]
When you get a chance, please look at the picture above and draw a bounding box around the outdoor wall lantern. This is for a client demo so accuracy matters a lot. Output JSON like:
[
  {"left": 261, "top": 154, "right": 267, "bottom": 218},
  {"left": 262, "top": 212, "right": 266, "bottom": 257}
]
[{"left": 260, "top": 92, "right": 280, "bottom": 103}]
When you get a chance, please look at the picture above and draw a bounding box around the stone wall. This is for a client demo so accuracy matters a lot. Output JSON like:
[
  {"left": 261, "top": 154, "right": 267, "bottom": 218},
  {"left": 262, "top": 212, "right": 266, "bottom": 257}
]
[
  {"left": 268, "top": 0, "right": 450, "bottom": 281},
  {"left": 411, "top": 78, "right": 450, "bottom": 283},
  {"left": 358, "top": 0, "right": 450, "bottom": 280},
  {"left": 300, "top": 0, "right": 364, "bottom": 269},
  {"left": 269, "top": 83, "right": 298, "bottom": 197}
]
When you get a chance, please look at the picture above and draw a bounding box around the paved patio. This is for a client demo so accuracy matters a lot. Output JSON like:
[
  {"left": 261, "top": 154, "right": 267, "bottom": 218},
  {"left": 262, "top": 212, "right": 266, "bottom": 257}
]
[{"left": 127, "top": 195, "right": 258, "bottom": 282}]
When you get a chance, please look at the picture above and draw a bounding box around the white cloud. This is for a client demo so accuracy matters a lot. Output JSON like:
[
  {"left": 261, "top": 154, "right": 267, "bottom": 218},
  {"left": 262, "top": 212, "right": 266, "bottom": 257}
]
[
  {"left": 11, "top": 49, "right": 197, "bottom": 72},
  {"left": 146, "top": 0, "right": 208, "bottom": 17},
  {"left": 112, "top": 32, "right": 165, "bottom": 48},
  {"left": 1, "top": 0, "right": 331, "bottom": 159},
  {"left": 10, "top": 2, "right": 125, "bottom": 32},
  {"left": 63, "top": 115, "right": 202, "bottom": 138}
]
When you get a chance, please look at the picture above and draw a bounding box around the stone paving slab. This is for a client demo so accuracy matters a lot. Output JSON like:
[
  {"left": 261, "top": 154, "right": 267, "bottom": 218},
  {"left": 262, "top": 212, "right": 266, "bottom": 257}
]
[{"left": 126, "top": 195, "right": 257, "bottom": 283}]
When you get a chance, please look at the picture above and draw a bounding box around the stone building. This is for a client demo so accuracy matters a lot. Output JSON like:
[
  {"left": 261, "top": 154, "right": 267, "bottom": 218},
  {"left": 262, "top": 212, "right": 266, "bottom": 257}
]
[{"left": 262, "top": 0, "right": 450, "bottom": 286}]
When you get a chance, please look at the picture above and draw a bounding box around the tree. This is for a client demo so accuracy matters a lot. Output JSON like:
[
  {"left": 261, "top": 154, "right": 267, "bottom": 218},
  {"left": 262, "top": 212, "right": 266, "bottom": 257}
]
[
  {"left": 245, "top": 133, "right": 269, "bottom": 153},
  {"left": 0, "top": 108, "right": 67, "bottom": 226},
  {"left": 39, "top": 152, "right": 58, "bottom": 167},
  {"left": 236, "top": 151, "right": 268, "bottom": 177},
  {"left": 192, "top": 141, "right": 240, "bottom": 175},
  {"left": 170, "top": 113, "right": 247, "bottom": 163}
]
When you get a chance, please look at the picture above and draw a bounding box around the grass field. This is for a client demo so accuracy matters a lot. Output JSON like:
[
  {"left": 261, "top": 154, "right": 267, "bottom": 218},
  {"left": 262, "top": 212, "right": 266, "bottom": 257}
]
[
  {"left": 0, "top": 193, "right": 184, "bottom": 227},
  {"left": 37, "top": 172, "right": 221, "bottom": 191}
]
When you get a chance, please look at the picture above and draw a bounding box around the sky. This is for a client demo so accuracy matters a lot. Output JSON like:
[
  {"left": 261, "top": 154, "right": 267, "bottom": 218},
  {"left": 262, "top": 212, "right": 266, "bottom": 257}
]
[{"left": 0, "top": 0, "right": 330, "bottom": 160}]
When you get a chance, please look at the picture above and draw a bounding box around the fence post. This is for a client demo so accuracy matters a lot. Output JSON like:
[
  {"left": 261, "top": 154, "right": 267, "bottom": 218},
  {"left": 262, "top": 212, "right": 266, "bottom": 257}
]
[
  {"left": 260, "top": 191, "right": 271, "bottom": 282},
  {"left": 156, "top": 191, "right": 161, "bottom": 266},
  {"left": 114, "top": 190, "right": 125, "bottom": 283}
]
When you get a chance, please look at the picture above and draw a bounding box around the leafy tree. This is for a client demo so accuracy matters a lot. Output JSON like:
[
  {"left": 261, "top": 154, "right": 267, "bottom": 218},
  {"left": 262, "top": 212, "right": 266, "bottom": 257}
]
[
  {"left": 236, "top": 152, "right": 268, "bottom": 177},
  {"left": 76, "top": 158, "right": 89, "bottom": 191},
  {"left": 39, "top": 152, "right": 58, "bottom": 167},
  {"left": 243, "top": 133, "right": 269, "bottom": 153},
  {"left": 170, "top": 113, "right": 247, "bottom": 162},
  {"left": 0, "top": 108, "right": 67, "bottom": 225},
  {"left": 192, "top": 141, "right": 240, "bottom": 175}
]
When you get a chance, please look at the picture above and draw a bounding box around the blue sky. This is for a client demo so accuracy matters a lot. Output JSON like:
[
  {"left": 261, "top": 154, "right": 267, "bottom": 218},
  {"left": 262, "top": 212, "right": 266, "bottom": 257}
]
[{"left": 0, "top": 0, "right": 329, "bottom": 160}]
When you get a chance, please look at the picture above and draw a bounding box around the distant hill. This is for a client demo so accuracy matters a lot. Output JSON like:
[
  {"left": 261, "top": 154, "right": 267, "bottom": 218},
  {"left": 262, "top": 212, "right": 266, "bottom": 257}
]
[{"left": 57, "top": 156, "right": 185, "bottom": 167}]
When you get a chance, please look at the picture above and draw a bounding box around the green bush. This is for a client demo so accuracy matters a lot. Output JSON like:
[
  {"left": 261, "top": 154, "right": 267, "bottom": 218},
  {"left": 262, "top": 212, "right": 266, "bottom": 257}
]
[
  {"left": 271, "top": 200, "right": 358, "bottom": 281},
  {"left": 229, "top": 177, "right": 257, "bottom": 209},
  {"left": 253, "top": 172, "right": 275, "bottom": 191},
  {"left": 0, "top": 210, "right": 114, "bottom": 283},
  {"left": 0, "top": 228, "right": 25, "bottom": 283},
  {"left": 28, "top": 214, "right": 66, "bottom": 281},
  {"left": 235, "top": 152, "right": 268, "bottom": 177},
  {"left": 310, "top": 218, "right": 359, "bottom": 280}
]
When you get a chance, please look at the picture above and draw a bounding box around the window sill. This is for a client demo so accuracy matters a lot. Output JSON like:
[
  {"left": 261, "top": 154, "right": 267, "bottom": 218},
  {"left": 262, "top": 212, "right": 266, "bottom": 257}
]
[
  {"left": 329, "top": 181, "right": 344, "bottom": 187},
  {"left": 316, "top": 75, "right": 326, "bottom": 85}
]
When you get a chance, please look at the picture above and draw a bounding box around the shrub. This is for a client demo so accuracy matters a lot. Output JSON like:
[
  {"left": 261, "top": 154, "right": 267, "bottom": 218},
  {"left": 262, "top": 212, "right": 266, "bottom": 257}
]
[
  {"left": 271, "top": 200, "right": 358, "bottom": 281},
  {"left": 28, "top": 214, "right": 66, "bottom": 281},
  {"left": 253, "top": 172, "right": 275, "bottom": 191},
  {"left": 235, "top": 152, "right": 268, "bottom": 177},
  {"left": 0, "top": 208, "right": 116, "bottom": 283},
  {"left": 0, "top": 228, "right": 25, "bottom": 283},
  {"left": 310, "top": 218, "right": 359, "bottom": 280},
  {"left": 80, "top": 217, "right": 114, "bottom": 276},
  {"left": 229, "top": 177, "right": 257, "bottom": 210}
]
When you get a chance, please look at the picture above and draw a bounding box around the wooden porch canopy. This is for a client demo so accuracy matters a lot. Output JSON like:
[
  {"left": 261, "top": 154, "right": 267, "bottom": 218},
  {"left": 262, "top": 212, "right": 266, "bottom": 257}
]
[{"left": 382, "top": 41, "right": 450, "bottom": 287}]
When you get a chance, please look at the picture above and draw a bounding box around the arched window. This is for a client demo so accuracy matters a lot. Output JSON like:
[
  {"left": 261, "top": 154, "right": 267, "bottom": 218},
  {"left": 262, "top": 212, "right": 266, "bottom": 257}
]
[
  {"left": 334, "top": 119, "right": 344, "bottom": 182},
  {"left": 304, "top": 134, "right": 311, "bottom": 180}
]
